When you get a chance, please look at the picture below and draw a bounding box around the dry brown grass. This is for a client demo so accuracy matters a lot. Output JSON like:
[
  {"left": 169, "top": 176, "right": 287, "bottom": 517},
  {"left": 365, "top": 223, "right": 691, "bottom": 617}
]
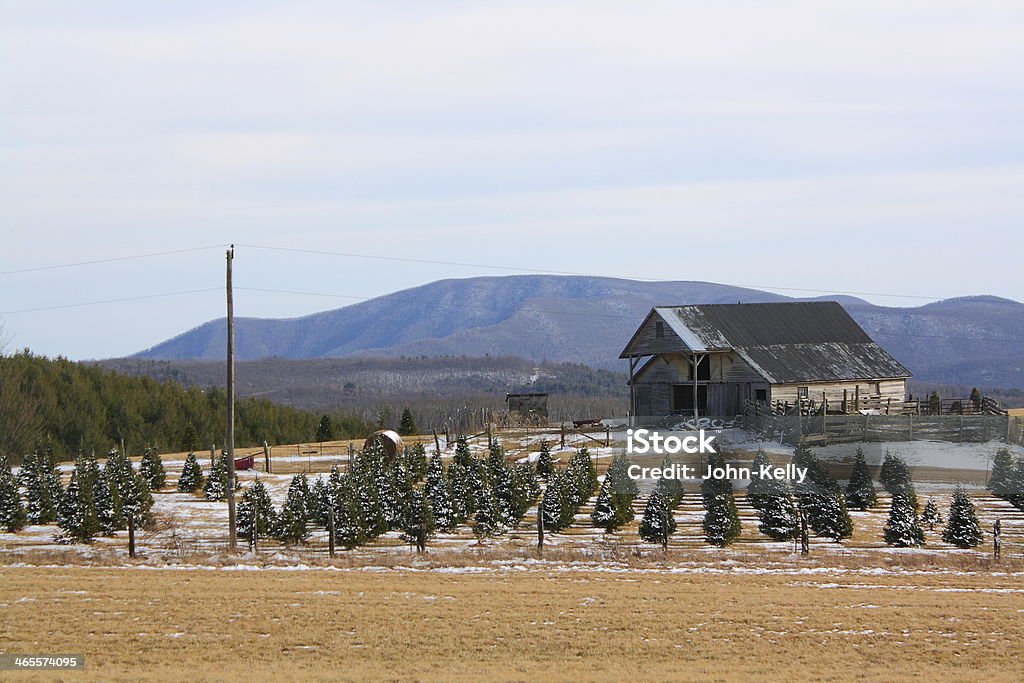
[{"left": 1, "top": 564, "right": 1022, "bottom": 682}]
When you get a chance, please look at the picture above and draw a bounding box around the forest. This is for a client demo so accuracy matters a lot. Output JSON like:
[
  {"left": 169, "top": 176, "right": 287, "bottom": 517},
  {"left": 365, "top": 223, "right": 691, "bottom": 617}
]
[{"left": 0, "top": 351, "right": 372, "bottom": 462}]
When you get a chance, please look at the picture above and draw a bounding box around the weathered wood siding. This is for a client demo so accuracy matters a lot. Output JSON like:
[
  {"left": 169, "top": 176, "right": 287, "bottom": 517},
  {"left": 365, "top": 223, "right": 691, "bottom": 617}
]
[
  {"left": 632, "top": 352, "right": 770, "bottom": 416},
  {"left": 770, "top": 379, "right": 906, "bottom": 406},
  {"left": 622, "top": 311, "right": 689, "bottom": 357}
]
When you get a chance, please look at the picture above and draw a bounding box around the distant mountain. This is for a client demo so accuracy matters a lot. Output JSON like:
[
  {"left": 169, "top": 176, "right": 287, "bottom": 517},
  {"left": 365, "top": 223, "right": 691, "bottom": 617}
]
[{"left": 131, "top": 276, "right": 1024, "bottom": 388}]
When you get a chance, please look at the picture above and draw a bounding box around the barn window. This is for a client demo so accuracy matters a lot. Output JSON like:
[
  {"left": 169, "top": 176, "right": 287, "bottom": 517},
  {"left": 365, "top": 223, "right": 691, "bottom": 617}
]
[
  {"left": 655, "top": 321, "right": 664, "bottom": 338},
  {"left": 755, "top": 389, "right": 767, "bottom": 402},
  {"left": 797, "top": 387, "right": 809, "bottom": 399}
]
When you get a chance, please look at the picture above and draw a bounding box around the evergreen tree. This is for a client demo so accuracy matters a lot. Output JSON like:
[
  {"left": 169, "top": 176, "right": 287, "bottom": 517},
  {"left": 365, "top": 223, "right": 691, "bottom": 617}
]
[
  {"left": 447, "top": 461, "right": 472, "bottom": 523},
  {"left": 314, "top": 414, "right": 335, "bottom": 443},
  {"left": 703, "top": 492, "right": 741, "bottom": 547},
  {"left": 203, "top": 451, "right": 229, "bottom": 501},
  {"left": 311, "top": 476, "right": 332, "bottom": 527},
  {"left": 747, "top": 452, "right": 798, "bottom": 541},
  {"left": 93, "top": 467, "right": 118, "bottom": 535},
  {"left": 746, "top": 449, "right": 773, "bottom": 499},
  {"left": 471, "top": 486, "right": 505, "bottom": 540},
  {"left": 755, "top": 488, "right": 798, "bottom": 541},
  {"left": 57, "top": 466, "right": 98, "bottom": 543},
  {"left": 508, "top": 462, "right": 539, "bottom": 525},
  {"left": 105, "top": 448, "right": 136, "bottom": 527},
  {"left": 605, "top": 451, "right": 638, "bottom": 530},
  {"left": 453, "top": 435, "right": 472, "bottom": 468},
  {"left": 139, "top": 446, "right": 166, "bottom": 490},
  {"left": 177, "top": 453, "right": 205, "bottom": 493},
  {"left": 0, "top": 457, "right": 27, "bottom": 533},
  {"left": 655, "top": 458, "right": 685, "bottom": 509},
  {"left": 988, "top": 447, "right": 1015, "bottom": 498},
  {"left": 401, "top": 489, "right": 435, "bottom": 548},
  {"left": 18, "top": 448, "right": 61, "bottom": 524},
  {"left": 942, "top": 486, "right": 983, "bottom": 548},
  {"left": 920, "top": 498, "right": 942, "bottom": 531},
  {"left": 406, "top": 442, "right": 428, "bottom": 481},
  {"left": 425, "top": 456, "right": 456, "bottom": 531},
  {"left": 639, "top": 490, "right": 676, "bottom": 545},
  {"left": 883, "top": 492, "right": 925, "bottom": 547},
  {"left": 238, "top": 479, "right": 277, "bottom": 545},
  {"left": 536, "top": 440, "right": 555, "bottom": 478},
  {"left": 810, "top": 492, "right": 853, "bottom": 542},
  {"left": 845, "top": 448, "right": 877, "bottom": 510},
  {"left": 274, "top": 475, "right": 312, "bottom": 544},
  {"left": 398, "top": 408, "right": 418, "bottom": 436},
  {"left": 122, "top": 470, "right": 155, "bottom": 531},
  {"left": 701, "top": 451, "right": 733, "bottom": 506},
  {"left": 181, "top": 423, "right": 199, "bottom": 453},
  {"left": 541, "top": 473, "right": 564, "bottom": 532},
  {"left": 1010, "top": 457, "right": 1024, "bottom": 510},
  {"left": 331, "top": 475, "right": 367, "bottom": 550},
  {"left": 591, "top": 480, "right": 615, "bottom": 530}
]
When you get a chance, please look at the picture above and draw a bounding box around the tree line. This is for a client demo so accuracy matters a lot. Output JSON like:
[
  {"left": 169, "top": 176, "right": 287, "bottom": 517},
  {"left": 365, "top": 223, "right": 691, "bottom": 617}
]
[{"left": 0, "top": 350, "right": 373, "bottom": 462}]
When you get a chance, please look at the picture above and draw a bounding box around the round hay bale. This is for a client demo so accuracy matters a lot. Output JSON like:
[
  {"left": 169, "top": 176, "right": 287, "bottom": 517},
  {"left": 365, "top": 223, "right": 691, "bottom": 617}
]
[{"left": 363, "top": 429, "right": 404, "bottom": 458}]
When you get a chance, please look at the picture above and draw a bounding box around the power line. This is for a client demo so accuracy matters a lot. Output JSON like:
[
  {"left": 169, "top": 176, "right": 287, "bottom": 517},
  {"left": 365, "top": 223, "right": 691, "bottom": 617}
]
[
  {"left": 234, "top": 242, "right": 946, "bottom": 302},
  {"left": 0, "top": 245, "right": 226, "bottom": 277},
  {"left": 0, "top": 287, "right": 222, "bottom": 315}
]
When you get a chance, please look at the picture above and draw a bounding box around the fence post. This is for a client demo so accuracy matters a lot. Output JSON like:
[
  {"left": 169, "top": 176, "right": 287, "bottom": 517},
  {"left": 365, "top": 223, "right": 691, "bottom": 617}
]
[
  {"left": 537, "top": 505, "right": 544, "bottom": 554},
  {"left": 128, "top": 513, "right": 136, "bottom": 559},
  {"left": 263, "top": 441, "right": 271, "bottom": 474}
]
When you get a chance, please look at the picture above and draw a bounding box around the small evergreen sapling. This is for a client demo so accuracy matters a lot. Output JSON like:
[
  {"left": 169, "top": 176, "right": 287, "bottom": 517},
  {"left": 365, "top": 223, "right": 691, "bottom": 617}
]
[
  {"left": 590, "top": 480, "right": 615, "bottom": 530},
  {"left": 400, "top": 489, "right": 435, "bottom": 550},
  {"left": 639, "top": 490, "right": 676, "bottom": 545},
  {"left": 942, "top": 486, "right": 983, "bottom": 548},
  {"left": 274, "top": 475, "right": 312, "bottom": 544},
  {"left": 747, "top": 451, "right": 798, "bottom": 541},
  {"left": 18, "top": 448, "right": 62, "bottom": 524},
  {"left": 845, "top": 448, "right": 877, "bottom": 510},
  {"left": 203, "top": 451, "right": 229, "bottom": 501},
  {"left": 541, "top": 473, "right": 564, "bottom": 532},
  {"left": 177, "top": 453, "right": 205, "bottom": 493},
  {"left": 93, "top": 467, "right": 118, "bottom": 535},
  {"left": 987, "top": 448, "right": 1015, "bottom": 499},
  {"left": 920, "top": 498, "right": 942, "bottom": 531},
  {"left": 703, "top": 492, "right": 741, "bottom": 547},
  {"left": 536, "top": 440, "right": 555, "bottom": 478},
  {"left": 57, "top": 470, "right": 98, "bottom": 543},
  {"left": 883, "top": 492, "right": 925, "bottom": 547},
  {"left": 238, "top": 479, "right": 276, "bottom": 545}
]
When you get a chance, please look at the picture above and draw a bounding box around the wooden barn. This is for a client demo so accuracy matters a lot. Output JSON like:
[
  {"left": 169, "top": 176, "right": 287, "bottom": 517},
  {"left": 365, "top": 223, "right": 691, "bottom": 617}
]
[{"left": 620, "top": 302, "right": 911, "bottom": 420}]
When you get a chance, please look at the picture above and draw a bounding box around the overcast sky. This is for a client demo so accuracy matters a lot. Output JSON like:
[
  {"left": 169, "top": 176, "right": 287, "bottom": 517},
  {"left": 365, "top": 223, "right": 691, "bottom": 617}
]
[{"left": 2, "top": 1, "right": 1022, "bottom": 360}]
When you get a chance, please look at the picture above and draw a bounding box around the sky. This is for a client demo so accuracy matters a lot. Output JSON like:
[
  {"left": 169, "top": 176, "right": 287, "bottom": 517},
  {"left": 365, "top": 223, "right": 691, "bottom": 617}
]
[{"left": 1, "top": 1, "right": 1023, "bottom": 360}]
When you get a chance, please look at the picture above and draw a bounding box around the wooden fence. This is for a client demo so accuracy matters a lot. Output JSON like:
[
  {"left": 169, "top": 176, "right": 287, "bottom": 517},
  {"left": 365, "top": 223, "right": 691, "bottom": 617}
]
[{"left": 744, "top": 406, "right": 1011, "bottom": 447}]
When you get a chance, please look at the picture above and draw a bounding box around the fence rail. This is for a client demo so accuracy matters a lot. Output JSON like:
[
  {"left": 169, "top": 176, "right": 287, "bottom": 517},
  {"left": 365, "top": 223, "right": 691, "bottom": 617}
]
[{"left": 743, "top": 405, "right": 1011, "bottom": 447}]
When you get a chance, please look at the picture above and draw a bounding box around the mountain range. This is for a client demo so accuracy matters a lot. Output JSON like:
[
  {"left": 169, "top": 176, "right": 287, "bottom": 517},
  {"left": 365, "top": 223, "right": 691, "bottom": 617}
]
[{"left": 132, "top": 275, "right": 1024, "bottom": 389}]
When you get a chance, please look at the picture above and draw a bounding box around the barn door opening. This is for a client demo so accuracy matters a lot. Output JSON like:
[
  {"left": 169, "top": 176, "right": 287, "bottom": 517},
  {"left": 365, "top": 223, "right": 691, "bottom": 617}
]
[{"left": 671, "top": 384, "right": 707, "bottom": 415}]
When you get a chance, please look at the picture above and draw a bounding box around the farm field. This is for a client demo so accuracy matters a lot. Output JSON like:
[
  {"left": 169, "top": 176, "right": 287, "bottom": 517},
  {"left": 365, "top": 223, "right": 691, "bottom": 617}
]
[{"left": 1, "top": 563, "right": 1023, "bottom": 682}]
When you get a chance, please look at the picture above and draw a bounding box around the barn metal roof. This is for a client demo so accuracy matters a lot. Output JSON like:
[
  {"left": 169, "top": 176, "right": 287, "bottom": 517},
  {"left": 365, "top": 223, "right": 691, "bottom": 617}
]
[{"left": 621, "top": 301, "right": 911, "bottom": 383}]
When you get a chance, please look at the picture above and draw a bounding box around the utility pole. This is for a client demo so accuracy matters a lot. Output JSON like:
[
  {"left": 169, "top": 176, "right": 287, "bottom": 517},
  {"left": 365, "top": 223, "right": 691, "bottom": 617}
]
[{"left": 225, "top": 245, "right": 238, "bottom": 551}]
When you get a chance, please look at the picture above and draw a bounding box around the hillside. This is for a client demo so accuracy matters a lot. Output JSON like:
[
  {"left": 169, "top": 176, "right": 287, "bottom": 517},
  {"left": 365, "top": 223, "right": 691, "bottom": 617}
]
[{"left": 131, "top": 275, "right": 1024, "bottom": 389}]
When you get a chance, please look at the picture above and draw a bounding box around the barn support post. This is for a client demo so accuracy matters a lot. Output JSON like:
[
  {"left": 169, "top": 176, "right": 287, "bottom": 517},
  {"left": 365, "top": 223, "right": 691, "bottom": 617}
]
[
  {"left": 627, "top": 356, "right": 638, "bottom": 427},
  {"left": 692, "top": 353, "right": 699, "bottom": 423}
]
